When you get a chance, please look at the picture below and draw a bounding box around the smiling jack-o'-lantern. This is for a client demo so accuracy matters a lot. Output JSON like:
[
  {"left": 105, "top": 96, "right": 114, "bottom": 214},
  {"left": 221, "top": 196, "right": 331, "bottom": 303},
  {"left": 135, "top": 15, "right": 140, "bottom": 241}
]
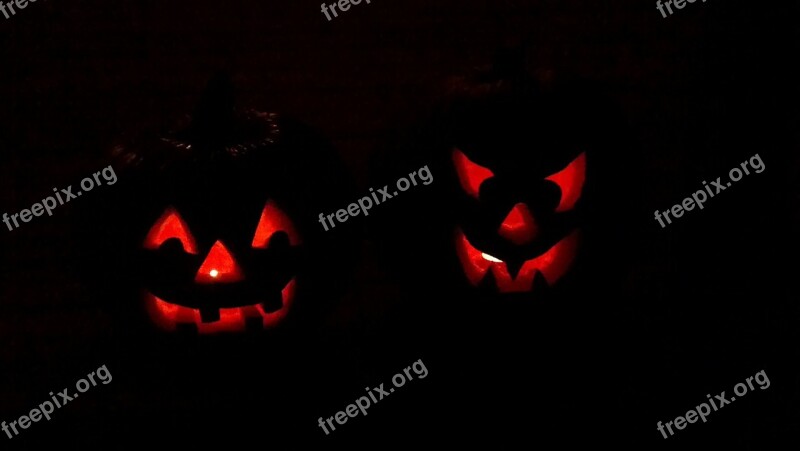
[
  {"left": 100, "top": 75, "right": 356, "bottom": 334},
  {"left": 141, "top": 199, "right": 301, "bottom": 333}
]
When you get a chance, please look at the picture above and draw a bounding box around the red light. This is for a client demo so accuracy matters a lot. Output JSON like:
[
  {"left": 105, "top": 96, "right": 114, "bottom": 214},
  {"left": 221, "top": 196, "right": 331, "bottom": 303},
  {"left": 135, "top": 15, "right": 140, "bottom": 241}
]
[
  {"left": 452, "top": 148, "right": 494, "bottom": 199},
  {"left": 498, "top": 203, "right": 537, "bottom": 245},
  {"left": 143, "top": 207, "right": 198, "bottom": 254},
  {"left": 144, "top": 278, "right": 296, "bottom": 334},
  {"left": 545, "top": 152, "right": 586, "bottom": 212},
  {"left": 252, "top": 201, "right": 301, "bottom": 248},
  {"left": 255, "top": 278, "right": 296, "bottom": 326},
  {"left": 195, "top": 241, "right": 244, "bottom": 283},
  {"left": 455, "top": 229, "right": 579, "bottom": 293}
]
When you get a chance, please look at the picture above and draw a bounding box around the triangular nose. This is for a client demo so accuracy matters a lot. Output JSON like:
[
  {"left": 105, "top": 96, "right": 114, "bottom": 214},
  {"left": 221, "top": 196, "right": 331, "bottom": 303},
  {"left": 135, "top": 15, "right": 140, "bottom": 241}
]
[
  {"left": 195, "top": 241, "right": 244, "bottom": 283},
  {"left": 498, "top": 203, "right": 537, "bottom": 245}
]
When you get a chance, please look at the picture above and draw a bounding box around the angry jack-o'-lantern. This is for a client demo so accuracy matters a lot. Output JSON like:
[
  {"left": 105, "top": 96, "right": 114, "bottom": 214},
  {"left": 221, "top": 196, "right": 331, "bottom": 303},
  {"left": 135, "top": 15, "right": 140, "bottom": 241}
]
[
  {"left": 452, "top": 147, "right": 584, "bottom": 293},
  {"left": 102, "top": 76, "right": 356, "bottom": 334},
  {"left": 361, "top": 55, "right": 637, "bottom": 447},
  {"left": 367, "top": 57, "right": 609, "bottom": 304},
  {"left": 442, "top": 63, "right": 593, "bottom": 294}
]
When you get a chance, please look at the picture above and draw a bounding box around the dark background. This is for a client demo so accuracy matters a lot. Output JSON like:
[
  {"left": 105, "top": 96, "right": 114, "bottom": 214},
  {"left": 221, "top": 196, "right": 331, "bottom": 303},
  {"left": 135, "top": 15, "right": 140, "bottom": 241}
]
[{"left": 0, "top": 0, "right": 797, "bottom": 448}]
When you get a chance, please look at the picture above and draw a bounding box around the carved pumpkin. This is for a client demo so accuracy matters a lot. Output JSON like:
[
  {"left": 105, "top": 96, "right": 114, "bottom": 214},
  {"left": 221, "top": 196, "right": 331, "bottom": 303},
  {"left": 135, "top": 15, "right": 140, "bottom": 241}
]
[
  {"left": 141, "top": 200, "right": 300, "bottom": 333},
  {"left": 451, "top": 148, "right": 585, "bottom": 293},
  {"left": 102, "top": 75, "right": 356, "bottom": 334},
  {"left": 439, "top": 68, "right": 593, "bottom": 294}
]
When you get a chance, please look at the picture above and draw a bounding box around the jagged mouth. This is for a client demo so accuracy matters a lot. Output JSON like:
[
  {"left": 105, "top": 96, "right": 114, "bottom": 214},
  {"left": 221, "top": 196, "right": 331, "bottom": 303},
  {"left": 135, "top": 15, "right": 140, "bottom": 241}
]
[
  {"left": 144, "top": 278, "right": 296, "bottom": 334},
  {"left": 455, "top": 229, "right": 579, "bottom": 293}
]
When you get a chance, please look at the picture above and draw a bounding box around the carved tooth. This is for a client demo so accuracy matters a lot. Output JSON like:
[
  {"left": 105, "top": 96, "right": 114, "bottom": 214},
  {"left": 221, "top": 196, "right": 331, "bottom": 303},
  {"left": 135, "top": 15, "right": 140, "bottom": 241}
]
[
  {"left": 504, "top": 258, "right": 525, "bottom": 280},
  {"left": 260, "top": 289, "right": 284, "bottom": 313},
  {"left": 532, "top": 271, "right": 551, "bottom": 295},
  {"left": 476, "top": 267, "right": 499, "bottom": 293},
  {"left": 244, "top": 308, "right": 265, "bottom": 331},
  {"left": 199, "top": 308, "right": 221, "bottom": 323}
]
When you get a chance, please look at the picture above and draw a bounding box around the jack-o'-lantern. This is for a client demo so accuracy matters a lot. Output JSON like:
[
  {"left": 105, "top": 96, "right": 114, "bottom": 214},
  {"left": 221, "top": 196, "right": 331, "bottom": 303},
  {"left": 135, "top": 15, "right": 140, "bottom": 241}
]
[
  {"left": 452, "top": 147, "right": 584, "bottom": 293},
  {"left": 141, "top": 199, "right": 300, "bottom": 334},
  {"left": 442, "top": 63, "right": 592, "bottom": 294},
  {"left": 101, "top": 75, "right": 356, "bottom": 334}
]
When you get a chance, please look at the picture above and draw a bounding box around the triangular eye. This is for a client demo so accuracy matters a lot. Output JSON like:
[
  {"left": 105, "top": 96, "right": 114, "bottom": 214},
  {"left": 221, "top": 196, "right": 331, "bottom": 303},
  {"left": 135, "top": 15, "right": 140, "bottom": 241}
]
[
  {"left": 252, "top": 201, "right": 301, "bottom": 248},
  {"left": 143, "top": 207, "right": 198, "bottom": 254},
  {"left": 545, "top": 152, "right": 587, "bottom": 212},
  {"left": 453, "top": 148, "right": 494, "bottom": 199}
]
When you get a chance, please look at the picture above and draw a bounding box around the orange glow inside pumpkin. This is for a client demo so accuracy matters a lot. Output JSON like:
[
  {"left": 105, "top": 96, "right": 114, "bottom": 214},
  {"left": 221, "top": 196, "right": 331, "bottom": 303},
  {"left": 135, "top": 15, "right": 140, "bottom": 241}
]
[
  {"left": 194, "top": 241, "right": 244, "bottom": 284},
  {"left": 455, "top": 228, "right": 579, "bottom": 293},
  {"left": 546, "top": 152, "right": 586, "bottom": 212},
  {"left": 143, "top": 208, "right": 198, "bottom": 254},
  {"left": 252, "top": 201, "right": 301, "bottom": 248},
  {"left": 452, "top": 148, "right": 494, "bottom": 199},
  {"left": 145, "top": 278, "right": 296, "bottom": 333},
  {"left": 498, "top": 203, "right": 538, "bottom": 245},
  {"left": 142, "top": 201, "right": 301, "bottom": 333}
]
